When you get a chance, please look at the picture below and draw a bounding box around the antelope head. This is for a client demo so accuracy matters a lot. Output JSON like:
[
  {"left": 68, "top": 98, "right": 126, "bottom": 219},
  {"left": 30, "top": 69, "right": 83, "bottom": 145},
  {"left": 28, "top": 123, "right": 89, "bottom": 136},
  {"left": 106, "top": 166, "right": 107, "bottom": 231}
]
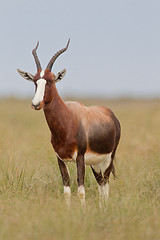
[{"left": 17, "top": 39, "right": 70, "bottom": 110}]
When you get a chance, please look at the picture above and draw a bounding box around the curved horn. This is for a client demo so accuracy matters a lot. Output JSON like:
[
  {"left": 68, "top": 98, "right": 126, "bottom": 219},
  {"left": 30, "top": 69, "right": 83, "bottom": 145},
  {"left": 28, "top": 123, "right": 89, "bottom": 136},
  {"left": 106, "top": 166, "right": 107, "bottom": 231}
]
[
  {"left": 32, "top": 41, "right": 42, "bottom": 70},
  {"left": 46, "top": 39, "right": 70, "bottom": 71}
]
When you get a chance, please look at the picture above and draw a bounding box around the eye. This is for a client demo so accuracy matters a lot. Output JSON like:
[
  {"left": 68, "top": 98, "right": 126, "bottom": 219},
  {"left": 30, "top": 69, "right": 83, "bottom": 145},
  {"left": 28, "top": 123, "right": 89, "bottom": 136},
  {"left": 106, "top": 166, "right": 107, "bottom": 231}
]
[
  {"left": 46, "top": 80, "right": 52, "bottom": 86},
  {"left": 34, "top": 82, "right": 37, "bottom": 92}
]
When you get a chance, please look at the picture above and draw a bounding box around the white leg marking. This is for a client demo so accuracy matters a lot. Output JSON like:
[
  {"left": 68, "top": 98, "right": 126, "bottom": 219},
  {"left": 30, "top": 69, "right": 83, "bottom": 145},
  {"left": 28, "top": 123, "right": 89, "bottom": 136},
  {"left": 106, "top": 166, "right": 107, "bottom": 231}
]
[
  {"left": 78, "top": 185, "right": 86, "bottom": 208},
  {"left": 98, "top": 184, "right": 103, "bottom": 209},
  {"left": 64, "top": 186, "right": 71, "bottom": 208},
  {"left": 102, "top": 182, "right": 109, "bottom": 199},
  {"left": 98, "top": 182, "right": 109, "bottom": 207},
  {"left": 32, "top": 78, "right": 46, "bottom": 106}
]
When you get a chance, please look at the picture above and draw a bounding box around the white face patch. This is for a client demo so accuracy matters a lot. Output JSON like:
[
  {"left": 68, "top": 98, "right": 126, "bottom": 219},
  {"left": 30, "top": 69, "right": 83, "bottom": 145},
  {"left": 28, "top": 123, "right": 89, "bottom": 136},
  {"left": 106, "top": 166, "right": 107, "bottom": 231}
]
[
  {"left": 40, "top": 70, "right": 44, "bottom": 78},
  {"left": 32, "top": 76, "right": 46, "bottom": 107}
]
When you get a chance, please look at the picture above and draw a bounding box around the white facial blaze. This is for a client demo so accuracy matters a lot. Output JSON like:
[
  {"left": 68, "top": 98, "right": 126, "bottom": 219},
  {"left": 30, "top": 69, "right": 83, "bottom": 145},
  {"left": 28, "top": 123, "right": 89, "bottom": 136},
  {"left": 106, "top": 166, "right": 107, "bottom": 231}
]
[
  {"left": 40, "top": 70, "right": 44, "bottom": 78},
  {"left": 32, "top": 73, "right": 46, "bottom": 107}
]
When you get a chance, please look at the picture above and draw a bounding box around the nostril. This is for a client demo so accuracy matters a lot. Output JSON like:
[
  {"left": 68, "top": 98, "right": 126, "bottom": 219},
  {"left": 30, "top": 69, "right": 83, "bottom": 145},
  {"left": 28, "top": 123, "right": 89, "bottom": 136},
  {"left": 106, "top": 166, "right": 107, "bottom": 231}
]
[{"left": 32, "top": 102, "right": 40, "bottom": 109}]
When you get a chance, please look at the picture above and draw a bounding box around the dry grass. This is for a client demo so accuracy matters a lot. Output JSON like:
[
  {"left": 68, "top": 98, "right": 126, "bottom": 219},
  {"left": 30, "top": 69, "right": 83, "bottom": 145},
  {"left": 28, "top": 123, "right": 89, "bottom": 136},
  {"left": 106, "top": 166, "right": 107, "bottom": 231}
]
[{"left": 0, "top": 98, "right": 160, "bottom": 240}]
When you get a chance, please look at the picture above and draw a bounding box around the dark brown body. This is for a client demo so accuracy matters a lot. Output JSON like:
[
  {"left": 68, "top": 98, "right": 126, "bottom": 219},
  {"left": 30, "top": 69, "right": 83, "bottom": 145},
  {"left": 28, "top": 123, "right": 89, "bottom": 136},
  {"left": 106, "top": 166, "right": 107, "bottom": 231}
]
[
  {"left": 17, "top": 40, "right": 121, "bottom": 207},
  {"left": 43, "top": 85, "right": 121, "bottom": 162}
]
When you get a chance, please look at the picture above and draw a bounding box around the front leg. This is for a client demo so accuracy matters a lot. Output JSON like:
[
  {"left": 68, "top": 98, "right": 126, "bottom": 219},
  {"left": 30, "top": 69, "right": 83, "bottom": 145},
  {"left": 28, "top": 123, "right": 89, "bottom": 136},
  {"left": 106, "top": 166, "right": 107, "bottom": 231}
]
[
  {"left": 57, "top": 156, "right": 71, "bottom": 208},
  {"left": 76, "top": 154, "right": 85, "bottom": 207}
]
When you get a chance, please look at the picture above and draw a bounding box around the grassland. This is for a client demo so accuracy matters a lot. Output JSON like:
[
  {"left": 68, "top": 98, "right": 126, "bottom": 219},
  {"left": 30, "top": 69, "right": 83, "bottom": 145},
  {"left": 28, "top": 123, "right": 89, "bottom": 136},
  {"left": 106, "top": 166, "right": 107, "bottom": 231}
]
[{"left": 0, "top": 98, "right": 160, "bottom": 240}]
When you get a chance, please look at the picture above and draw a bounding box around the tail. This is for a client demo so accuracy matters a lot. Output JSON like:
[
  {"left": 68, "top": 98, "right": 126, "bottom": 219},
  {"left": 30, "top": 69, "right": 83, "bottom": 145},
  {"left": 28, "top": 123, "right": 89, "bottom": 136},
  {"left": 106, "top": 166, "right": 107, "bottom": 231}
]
[
  {"left": 104, "top": 148, "right": 117, "bottom": 181},
  {"left": 105, "top": 114, "right": 121, "bottom": 180},
  {"left": 110, "top": 117, "right": 121, "bottom": 179},
  {"left": 111, "top": 148, "right": 117, "bottom": 179}
]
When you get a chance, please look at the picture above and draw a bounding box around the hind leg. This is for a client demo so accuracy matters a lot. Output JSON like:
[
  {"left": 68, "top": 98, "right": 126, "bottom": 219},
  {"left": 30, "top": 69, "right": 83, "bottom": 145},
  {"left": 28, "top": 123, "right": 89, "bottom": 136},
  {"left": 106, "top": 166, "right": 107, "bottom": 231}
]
[
  {"left": 91, "top": 153, "right": 112, "bottom": 205},
  {"left": 90, "top": 163, "right": 104, "bottom": 207},
  {"left": 91, "top": 152, "right": 115, "bottom": 206},
  {"left": 101, "top": 153, "right": 112, "bottom": 200}
]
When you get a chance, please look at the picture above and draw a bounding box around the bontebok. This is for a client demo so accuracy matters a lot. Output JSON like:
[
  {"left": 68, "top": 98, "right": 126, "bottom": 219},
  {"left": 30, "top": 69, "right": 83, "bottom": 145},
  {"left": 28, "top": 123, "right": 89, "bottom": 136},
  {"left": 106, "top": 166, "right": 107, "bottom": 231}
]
[{"left": 17, "top": 40, "right": 121, "bottom": 208}]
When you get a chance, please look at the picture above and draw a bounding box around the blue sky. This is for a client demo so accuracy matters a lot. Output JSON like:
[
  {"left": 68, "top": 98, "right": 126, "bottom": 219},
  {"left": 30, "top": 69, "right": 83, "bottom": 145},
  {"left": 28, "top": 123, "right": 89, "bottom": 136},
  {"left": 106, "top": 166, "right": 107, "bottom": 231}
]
[{"left": 0, "top": 0, "right": 160, "bottom": 98}]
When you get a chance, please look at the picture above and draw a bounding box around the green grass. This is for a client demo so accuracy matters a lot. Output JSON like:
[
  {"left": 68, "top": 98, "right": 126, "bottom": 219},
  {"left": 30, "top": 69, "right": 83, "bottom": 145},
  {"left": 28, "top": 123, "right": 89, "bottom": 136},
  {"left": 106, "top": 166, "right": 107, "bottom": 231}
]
[{"left": 0, "top": 98, "right": 160, "bottom": 240}]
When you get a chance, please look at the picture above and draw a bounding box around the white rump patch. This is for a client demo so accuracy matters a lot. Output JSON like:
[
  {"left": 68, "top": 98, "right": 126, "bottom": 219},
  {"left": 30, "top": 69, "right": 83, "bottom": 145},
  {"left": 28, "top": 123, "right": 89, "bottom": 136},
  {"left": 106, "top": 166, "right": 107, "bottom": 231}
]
[{"left": 32, "top": 78, "right": 46, "bottom": 106}]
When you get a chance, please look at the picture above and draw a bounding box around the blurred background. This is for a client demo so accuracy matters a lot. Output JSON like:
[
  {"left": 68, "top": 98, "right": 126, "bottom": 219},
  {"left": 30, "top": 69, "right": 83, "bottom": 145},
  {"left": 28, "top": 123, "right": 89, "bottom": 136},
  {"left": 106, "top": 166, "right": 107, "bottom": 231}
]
[
  {"left": 0, "top": 0, "right": 160, "bottom": 99},
  {"left": 0, "top": 2, "right": 160, "bottom": 239}
]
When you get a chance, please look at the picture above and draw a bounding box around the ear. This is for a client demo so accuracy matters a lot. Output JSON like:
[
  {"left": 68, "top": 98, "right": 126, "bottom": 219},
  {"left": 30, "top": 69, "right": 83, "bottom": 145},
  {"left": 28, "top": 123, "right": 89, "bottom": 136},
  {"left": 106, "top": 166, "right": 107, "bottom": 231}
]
[
  {"left": 55, "top": 69, "right": 66, "bottom": 83},
  {"left": 17, "top": 68, "right": 34, "bottom": 81}
]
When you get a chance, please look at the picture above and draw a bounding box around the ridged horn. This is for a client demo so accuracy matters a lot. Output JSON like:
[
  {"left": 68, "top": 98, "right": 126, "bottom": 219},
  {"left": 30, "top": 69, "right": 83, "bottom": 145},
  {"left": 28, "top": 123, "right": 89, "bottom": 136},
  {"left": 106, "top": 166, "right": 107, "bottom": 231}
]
[
  {"left": 32, "top": 41, "right": 42, "bottom": 70},
  {"left": 46, "top": 39, "right": 70, "bottom": 71}
]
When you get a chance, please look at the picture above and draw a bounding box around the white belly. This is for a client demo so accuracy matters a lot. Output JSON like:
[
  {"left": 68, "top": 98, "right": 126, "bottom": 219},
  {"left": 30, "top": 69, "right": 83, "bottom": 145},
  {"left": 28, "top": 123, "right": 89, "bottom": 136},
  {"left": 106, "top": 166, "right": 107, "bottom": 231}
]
[{"left": 59, "top": 151, "right": 112, "bottom": 166}]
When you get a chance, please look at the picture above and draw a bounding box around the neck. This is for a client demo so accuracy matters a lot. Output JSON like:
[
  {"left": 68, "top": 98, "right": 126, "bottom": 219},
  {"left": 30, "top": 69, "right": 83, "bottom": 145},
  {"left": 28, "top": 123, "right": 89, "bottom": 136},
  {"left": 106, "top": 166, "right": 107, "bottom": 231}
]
[{"left": 43, "top": 84, "right": 70, "bottom": 147}]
